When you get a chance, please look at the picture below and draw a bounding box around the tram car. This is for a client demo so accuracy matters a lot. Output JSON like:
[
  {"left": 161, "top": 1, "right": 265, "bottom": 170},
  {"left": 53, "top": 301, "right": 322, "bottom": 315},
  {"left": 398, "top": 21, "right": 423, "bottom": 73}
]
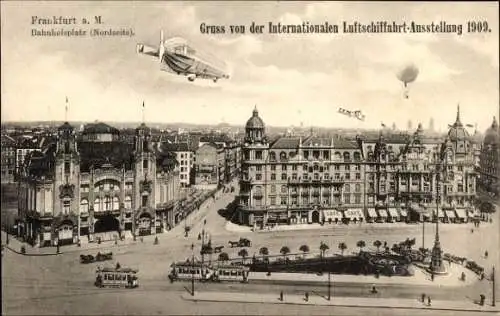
[
  {"left": 168, "top": 262, "right": 250, "bottom": 283},
  {"left": 95, "top": 266, "right": 139, "bottom": 289}
]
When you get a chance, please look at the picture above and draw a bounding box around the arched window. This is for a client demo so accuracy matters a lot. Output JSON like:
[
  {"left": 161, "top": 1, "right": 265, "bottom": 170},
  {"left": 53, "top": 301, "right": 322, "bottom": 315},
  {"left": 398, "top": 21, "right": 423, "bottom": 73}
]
[
  {"left": 368, "top": 152, "right": 374, "bottom": 160},
  {"left": 355, "top": 184, "right": 361, "bottom": 192},
  {"left": 113, "top": 197, "right": 120, "bottom": 210},
  {"left": 80, "top": 199, "right": 89, "bottom": 213},
  {"left": 344, "top": 184, "right": 351, "bottom": 192},
  {"left": 104, "top": 196, "right": 112, "bottom": 211},
  {"left": 124, "top": 196, "right": 132, "bottom": 209},
  {"left": 269, "top": 152, "right": 276, "bottom": 161},
  {"left": 353, "top": 152, "right": 361, "bottom": 161},
  {"left": 254, "top": 186, "right": 262, "bottom": 195},
  {"left": 343, "top": 152, "right": 351, "bottom": 162},
  {"left": 279, "top": 151, "right": 287, "bottom": 161},
  {"left": 334, "top": 152, "right": 342, "bottom": 160},
  {"left": 94, "top": 198, "right": 101, "bottom": 212}
]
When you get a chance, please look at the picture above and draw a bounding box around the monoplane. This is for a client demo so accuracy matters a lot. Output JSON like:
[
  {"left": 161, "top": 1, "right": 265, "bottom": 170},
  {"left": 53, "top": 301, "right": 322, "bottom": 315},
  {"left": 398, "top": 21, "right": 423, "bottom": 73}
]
[
  {"left": 338, "top": 108, "right": 365, "bottom": 121},
  {"left": 137, "top": 31, "right": 230, "bottom": 83}
]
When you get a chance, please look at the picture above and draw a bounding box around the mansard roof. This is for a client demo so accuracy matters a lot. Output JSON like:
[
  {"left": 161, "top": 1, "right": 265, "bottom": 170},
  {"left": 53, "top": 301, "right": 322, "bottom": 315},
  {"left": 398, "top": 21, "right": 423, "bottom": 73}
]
[{"left": 270, "top": 137, "right": 301, "bottom": 149}]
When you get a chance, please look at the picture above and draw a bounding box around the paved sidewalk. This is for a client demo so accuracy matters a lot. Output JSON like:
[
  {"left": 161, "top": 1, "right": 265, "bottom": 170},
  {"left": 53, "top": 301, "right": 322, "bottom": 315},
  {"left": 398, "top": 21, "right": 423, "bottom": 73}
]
[
  {"left": 225, "top": 221, "right": 491, "bottom": 234},
  {"left": 182, "top": 291, "right": 500, "bottom": 313}
]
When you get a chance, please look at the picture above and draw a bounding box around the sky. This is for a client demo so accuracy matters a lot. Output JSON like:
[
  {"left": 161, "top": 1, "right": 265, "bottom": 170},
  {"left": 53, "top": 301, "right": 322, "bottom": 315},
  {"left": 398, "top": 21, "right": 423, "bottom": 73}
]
[{"left": 1, "top": 1, "right": 499, "bottom": 132}]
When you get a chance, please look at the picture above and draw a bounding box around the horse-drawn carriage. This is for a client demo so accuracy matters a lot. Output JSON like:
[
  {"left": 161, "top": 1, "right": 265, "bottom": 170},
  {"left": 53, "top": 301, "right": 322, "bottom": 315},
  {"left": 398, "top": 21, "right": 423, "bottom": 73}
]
[
  {"left": 80, "top": 252, "right": 113, "bottom": 264},
  {"left": 228, "top": 238, "right": 251, "bottom": 248}
]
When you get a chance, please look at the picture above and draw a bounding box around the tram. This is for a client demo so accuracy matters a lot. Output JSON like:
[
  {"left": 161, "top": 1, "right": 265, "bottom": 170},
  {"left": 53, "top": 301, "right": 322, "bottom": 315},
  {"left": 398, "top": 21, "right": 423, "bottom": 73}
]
[
  {"left": 168, "top": 261, "right": 249, "bottom": 283},
  {"left": 95, "top": 266, "right": 139, "bottom": 289}
]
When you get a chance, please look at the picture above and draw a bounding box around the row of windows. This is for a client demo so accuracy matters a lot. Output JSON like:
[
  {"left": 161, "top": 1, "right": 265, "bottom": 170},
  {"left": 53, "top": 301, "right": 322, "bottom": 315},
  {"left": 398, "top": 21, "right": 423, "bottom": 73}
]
[
  {"left": 254, "top": 172, "right": 362, "bottom": 181},
  {"left": 80, "top": 196, "right": 133, "bottom": 212},
  {"left": 80, "top": 182, "right": 134, "bottom": 193},
  {"left": 250, "top": 151, "right": 363, "bottom": 161},
  {"left": 264, "top": 194, "right": 364, "bottom": 206},
  {"left": 261, "top": 183, "right": 363, "bottom": 194},
  {"left": 255, "top": 164, "right": 362, "bottom": 172}
]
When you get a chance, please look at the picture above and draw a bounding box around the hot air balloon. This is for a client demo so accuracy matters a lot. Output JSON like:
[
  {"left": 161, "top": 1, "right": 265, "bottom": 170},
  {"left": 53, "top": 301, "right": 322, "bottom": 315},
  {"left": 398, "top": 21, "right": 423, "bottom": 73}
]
[{"left": 397, "top": 64, "right": 419, "bottom": 99}]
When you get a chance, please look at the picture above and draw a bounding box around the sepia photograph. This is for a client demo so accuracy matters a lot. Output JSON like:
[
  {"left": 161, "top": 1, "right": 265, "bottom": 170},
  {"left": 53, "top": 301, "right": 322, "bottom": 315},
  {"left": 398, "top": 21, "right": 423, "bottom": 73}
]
[{"left": 1, "top": 1, "right": 499, "bottom": 315}]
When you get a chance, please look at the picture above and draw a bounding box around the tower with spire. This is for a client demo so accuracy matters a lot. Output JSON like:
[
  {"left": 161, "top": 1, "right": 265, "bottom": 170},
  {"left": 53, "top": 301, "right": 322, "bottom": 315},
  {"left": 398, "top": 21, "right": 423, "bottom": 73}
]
[
  {"left": 240, "top": 106, "right": 268, "bottom": 226},
  {"left": 133, "top": 101, "right": 157, "bottom": 235},
  {"left": 54, "top": 97, "right": 80, "bottom": 225}
]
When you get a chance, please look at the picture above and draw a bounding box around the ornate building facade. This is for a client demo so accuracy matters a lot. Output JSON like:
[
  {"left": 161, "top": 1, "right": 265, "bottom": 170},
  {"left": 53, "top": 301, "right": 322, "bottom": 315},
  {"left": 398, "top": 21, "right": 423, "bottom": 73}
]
[
  {"left": 479, "top": 117, "right": 499, "bottom": 195},
  {"left": 18, "top": 121, "right": 181, "bottom": 247},
  {"left": 238, "top": 106, "right": 479, "bottom": 228}
]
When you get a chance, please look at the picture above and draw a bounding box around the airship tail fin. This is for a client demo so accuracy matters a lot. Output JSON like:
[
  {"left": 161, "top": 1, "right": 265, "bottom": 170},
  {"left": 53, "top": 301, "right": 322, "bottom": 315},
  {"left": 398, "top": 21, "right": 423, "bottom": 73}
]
[{"left": 159, "top": 30, "right": 165, "bottom": 63}]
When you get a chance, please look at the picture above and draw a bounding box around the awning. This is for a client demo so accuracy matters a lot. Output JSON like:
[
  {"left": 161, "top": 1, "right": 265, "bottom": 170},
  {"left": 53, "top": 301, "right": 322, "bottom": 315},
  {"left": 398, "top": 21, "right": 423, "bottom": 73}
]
[
  {"left": 344, "top": 209, "right": 364, "bottom": 220},
  {"left": 455, "top": 209, "right": 467, "bottom": 218},
  {"left": 377, "top": 209, "right": 388, "bottom": 217},
  {"left": 388, "top": 208, "right": 399, "bottom": 217},
  {"left": 367, "top": 208, "right": 377, "bottom": 218},
  {"left": 445, "top": 210, "right": 456, "bottom": 219},
  {"left": 399, "top": 209, "right": 408, "bottom": 217},
  {"left": 323, "top": 209, "right": 343, "bottom": 220},
  {"left": 438, "top": 209, "right": 445, "bottom": 218},
  {"left": 467, "top": 209, "right": 480, "bottom": 218}
]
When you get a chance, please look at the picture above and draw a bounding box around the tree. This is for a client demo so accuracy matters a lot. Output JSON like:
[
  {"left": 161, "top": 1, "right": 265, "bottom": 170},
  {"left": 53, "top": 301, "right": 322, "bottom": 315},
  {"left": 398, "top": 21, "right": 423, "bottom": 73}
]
[
  {"left": 280, "top": 246, "right": 291, "bottom": 260},
  {"left": 319, "top": 242, "right": 329, "bottom": 258},
  {"left": 238, "top": 248, "right": 248, "bottom": 263},
  {"left": 299, "top": 245, "right": 310, "bottom": 258},
  {"left": 338, "top": 242, "right": 347, "bottom": 256},
  {"left": 356, "top": 240, "right": 366, "bottom": 253},
  {"left": 391, "top": 243, "right": 399, "bottom": 253},
  {"left": 480, "top": 201, "right": 495, "bottom": 214},
  {"left": 218, "top": 252, "right": 229, "bottom": 262},
  {"left": 259, "top": 247, "right": 269, "bottom": 257},
  {"left": 373, "top": 240, "right": 382, "bottom": 253}
]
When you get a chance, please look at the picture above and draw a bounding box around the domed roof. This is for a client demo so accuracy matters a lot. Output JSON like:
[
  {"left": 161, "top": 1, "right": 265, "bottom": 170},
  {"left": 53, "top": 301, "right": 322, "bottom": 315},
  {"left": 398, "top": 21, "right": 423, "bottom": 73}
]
[
  {"left": 83, "top": 122, "right": 120, "bottom": 135},
  {"left": 58, "top": 122, "right": 74, "bottom": 132},
  {"left": 484, "top": 116, "right": 499, "bottom": 145},
  {"left": 447, "top": 105, "right": 470, "bottom": 141},
  {"left": 245, "top": 106, "right": 265, "bottom": 129},
  {"left": 135, "top": 122, "right": 151, "bottom": 133}
]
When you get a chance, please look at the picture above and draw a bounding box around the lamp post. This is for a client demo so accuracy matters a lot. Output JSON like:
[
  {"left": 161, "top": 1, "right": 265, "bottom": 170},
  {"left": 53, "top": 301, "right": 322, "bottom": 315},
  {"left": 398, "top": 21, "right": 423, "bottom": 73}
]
[
  {"left": 492, "top": 266, "right": 496, "bottom": 307},
  {"left": 328, "top": 271, "right": 331, "bottom": 301},
  {"left": 191, "top": 243, "right": 195, "bottom": 296}
]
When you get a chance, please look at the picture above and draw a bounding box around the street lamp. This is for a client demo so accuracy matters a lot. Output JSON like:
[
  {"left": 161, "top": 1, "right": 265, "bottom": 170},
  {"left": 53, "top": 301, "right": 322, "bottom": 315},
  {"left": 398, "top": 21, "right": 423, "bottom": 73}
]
[
  {"left": 191, "top": 243, "right": 195, "bottom": 296},
  {"left": 492, "top": 266, "right": 496, "bottom": 307},
  {"left": 328, "top": 270, "right": 332, "bottom": 300}
]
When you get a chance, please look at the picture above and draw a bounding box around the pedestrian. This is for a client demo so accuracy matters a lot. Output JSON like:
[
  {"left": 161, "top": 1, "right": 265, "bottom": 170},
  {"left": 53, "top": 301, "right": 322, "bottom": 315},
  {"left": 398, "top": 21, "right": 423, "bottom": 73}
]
[
  {"left": 421, "top": 293, "right": 426, "bottom": 302},
  {"left": 427, "top": 296, "right": 431, "bottom": 306},
  {"left": 484, "top": 250, "right": 488, "bottom": 258},
  {"left": 305, "top": 292, "right": 309, "bottom": 302},
  {"left": 280, "top": 291, "right": 283, "bottom": 301},
  {"left": 431, "top": 273, "right": 434, "bottom": 281}
]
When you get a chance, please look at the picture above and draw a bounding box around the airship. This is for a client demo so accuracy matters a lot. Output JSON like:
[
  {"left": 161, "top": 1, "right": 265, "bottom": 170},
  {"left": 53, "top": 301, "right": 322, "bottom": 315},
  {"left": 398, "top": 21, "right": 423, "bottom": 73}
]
[{"left": 137, "top": 31, "right": 230, "bottom": 83}]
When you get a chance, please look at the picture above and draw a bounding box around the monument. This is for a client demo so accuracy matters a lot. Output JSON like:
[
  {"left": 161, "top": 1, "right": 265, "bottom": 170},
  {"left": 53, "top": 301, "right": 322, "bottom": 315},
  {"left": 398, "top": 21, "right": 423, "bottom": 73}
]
[{"left": 427, "top": 163, "right": 448, "bottom": 275}]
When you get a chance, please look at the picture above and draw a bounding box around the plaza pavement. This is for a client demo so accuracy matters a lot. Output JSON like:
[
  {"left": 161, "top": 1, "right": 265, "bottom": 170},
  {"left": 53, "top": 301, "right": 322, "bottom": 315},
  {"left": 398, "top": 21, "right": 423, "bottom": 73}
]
[{"left": 182, "top": 291, "right": 500, "bottom": 313}]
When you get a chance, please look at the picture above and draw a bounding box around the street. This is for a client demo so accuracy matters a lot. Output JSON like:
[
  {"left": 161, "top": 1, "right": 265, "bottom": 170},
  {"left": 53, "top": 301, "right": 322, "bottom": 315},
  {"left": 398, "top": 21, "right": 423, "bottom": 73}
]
[{"left": 1, "top": 188, "right": 499, "bottom": 315}]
